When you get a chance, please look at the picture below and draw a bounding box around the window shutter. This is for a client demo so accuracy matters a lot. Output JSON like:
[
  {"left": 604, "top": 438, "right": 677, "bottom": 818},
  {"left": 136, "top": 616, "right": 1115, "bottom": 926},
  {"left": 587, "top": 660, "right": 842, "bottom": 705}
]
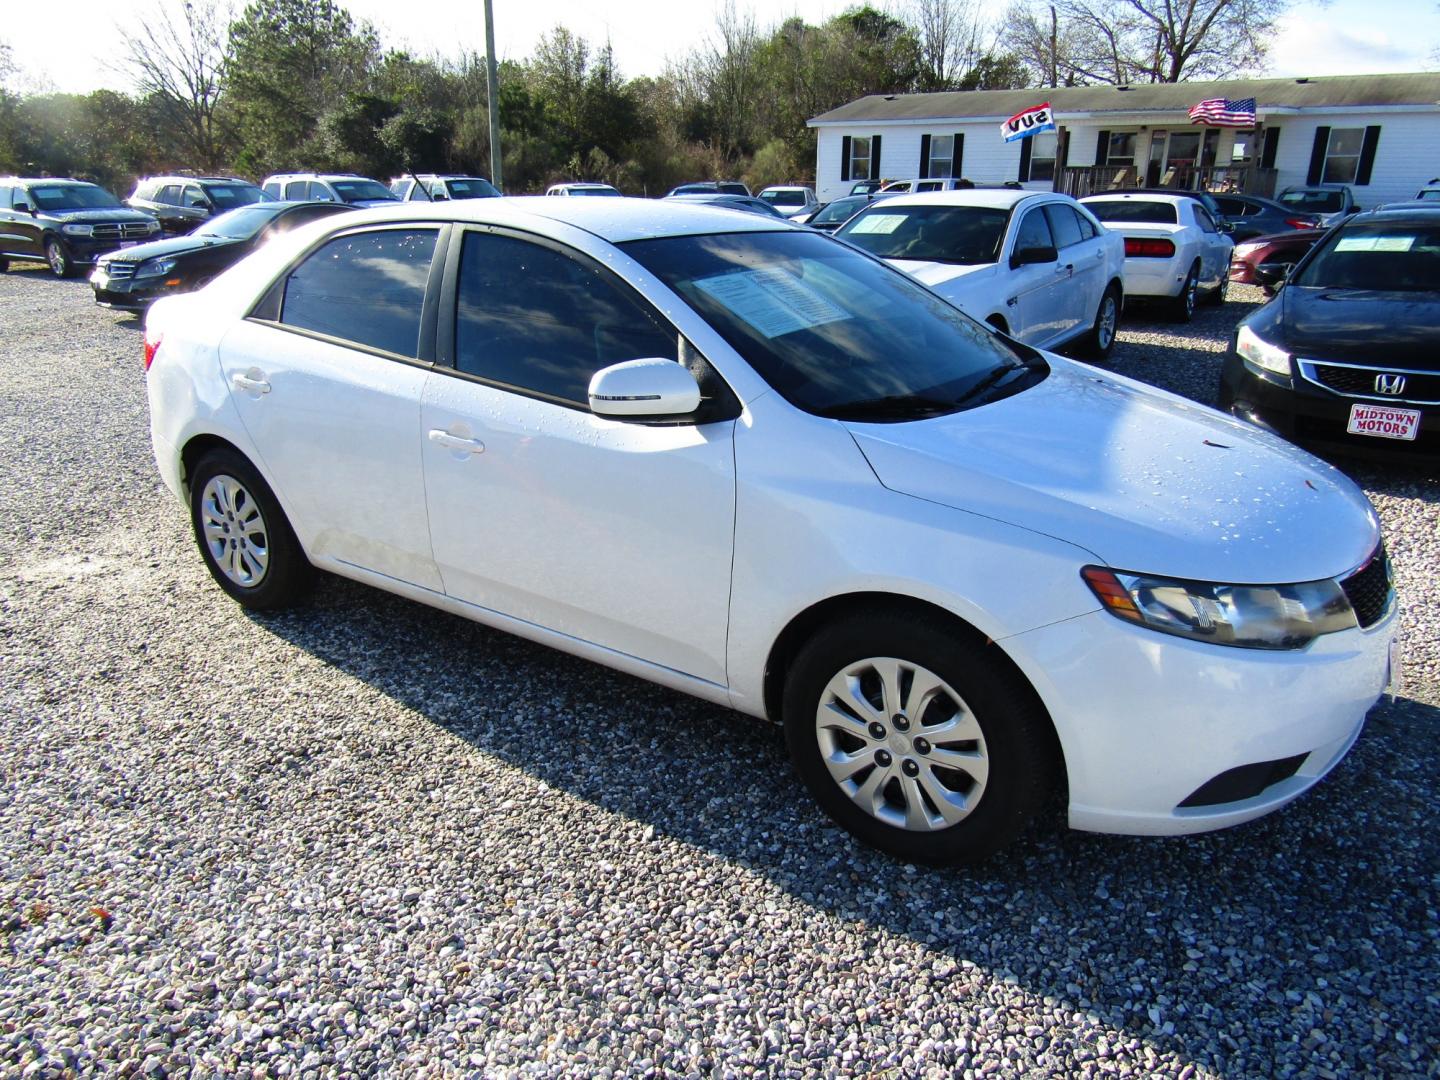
[
  {"left": 871, "top": 135, "right": 882, "bottom": 179},
  {"left": 841, "top": 136, "right": 852, "bottom": 182},
  {"left": 1054, "top": 128, "right": 1068, "bottom": 185},
  {"left": 1261, "top": 128, "right": 1280, "bottom": 170},
  {"left": 1095, "top": 130, "right": 1110, "bottom": 167},
  {"left": 1018, "top": 137, "right": 1033, "bottom": 182},
  {"left": 1356, "top": 126, "right": 1381, "bottom": 185},
  {"left": 919, "top": 134, "right": 932, "bottom": 180},
  {"left": 1306, "top": 127, "right": 1330, "bottom": 186},
  {"left": 953, "top": 133, "right": 964, "bottom": 178}
]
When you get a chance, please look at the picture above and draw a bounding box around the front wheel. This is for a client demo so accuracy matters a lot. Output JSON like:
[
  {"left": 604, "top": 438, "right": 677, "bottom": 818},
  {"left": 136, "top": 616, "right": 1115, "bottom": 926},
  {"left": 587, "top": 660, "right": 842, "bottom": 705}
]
[
  {"left": 782, "top": 610, "right": 1058, "bottom": 865},
  {"left": 1080, "top": 285, "right": 1121, "bottom": 359},
  {"left": 188, "top": 449, "right": 311, "bottom": 610},
  {"left": 44, "top": 237, "right": 74, "bottom": 278}
]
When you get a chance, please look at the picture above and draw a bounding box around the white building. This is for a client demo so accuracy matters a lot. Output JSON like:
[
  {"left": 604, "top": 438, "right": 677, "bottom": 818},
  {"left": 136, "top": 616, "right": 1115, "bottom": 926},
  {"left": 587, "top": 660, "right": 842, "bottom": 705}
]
[{"left": 808, "top": 73, "right": 1440, "bottom": 207}]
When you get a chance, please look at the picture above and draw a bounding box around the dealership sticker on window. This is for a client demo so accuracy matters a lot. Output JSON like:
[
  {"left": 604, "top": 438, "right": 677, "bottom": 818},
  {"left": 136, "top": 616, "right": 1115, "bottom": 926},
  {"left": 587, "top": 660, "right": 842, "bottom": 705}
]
[
  {"left": 1334, "top": 235, "right": 1416, "bottom": 253},
  {"left": 1347, "top": 403, "right": 1420, "bottom": 441},
  {"left": 847, "top": 214, "right": 907, "bottom": 235},
  {"left": 693, "top": 268, "right": 849, "bottom": 339}
]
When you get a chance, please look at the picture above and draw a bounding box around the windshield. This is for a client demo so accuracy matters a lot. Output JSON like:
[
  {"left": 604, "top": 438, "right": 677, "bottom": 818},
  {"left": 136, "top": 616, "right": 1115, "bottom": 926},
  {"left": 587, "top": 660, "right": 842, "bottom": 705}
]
[
  {"left": 812, "top": 197, "right": 868, "bottom": 226},
  {"left": 196, "top": 205, "right": 282, "bottom": 239},
  {"left": 622, "top": 230, "right": 1042, "bottom": 420},
  {"left": 444, "top": 178, "right": 500, "bottom": 199},
  {"left": 331, "top": 180, "right": 399, "bottom": 203},
  {"left": 1292, "top": 221, "right": 1440, "bottom": 292},
  {"left": 1417, "top": 189, "right": 1440, "bottom": 202},
  {"left": 837, "top": 204, "right": 1009, "bottom": 265},
  {"left": 1085, "top": 200, "right": 1178, "bottom": 224},
  {"left": 761, "top": 189, "right": 807, "bottom": 206},
  {"left": 27, "top": 183, "right": 122, "bottom": 211},
  {"left": 570, "top": 186, "right": 620, "bottom": 196},
  {"left": 1280, "top": 189, "right": 1344, "bottom": 213},
  {"left": 206, "top": 183, "right": 270, "bottom": 210}
]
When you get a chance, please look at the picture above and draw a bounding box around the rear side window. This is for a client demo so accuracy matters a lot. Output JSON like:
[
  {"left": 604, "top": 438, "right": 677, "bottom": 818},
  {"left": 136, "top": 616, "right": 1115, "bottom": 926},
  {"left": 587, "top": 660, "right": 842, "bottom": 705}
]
[
  {"left": 285, "top": 181, "right": 311, "bottom": 200},
  {"left": 158, "top": 184, "right": 183, "bottom": 205},
  {"left": 0, "top": 186, "right": 11, "bottom": 210},
  {"left": 1042, "top": 204, "right": 1084, "bottom": 248},
  {"left": 453, "top": 231, "right": 678, "bottom": 405},
  {"left": 280, "top": 229, "right": 438, "bottom": 358},
  {"left": 1086, "top": 200, "right": 1179, "bottom": 225}
]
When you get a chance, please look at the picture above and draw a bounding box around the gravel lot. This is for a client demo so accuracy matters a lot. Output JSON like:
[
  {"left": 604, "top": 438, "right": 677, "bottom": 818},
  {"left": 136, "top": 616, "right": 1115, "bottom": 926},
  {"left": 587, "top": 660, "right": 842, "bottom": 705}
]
[{"left": 1, "top": 266, "right": 1436, "bottom": 1078}]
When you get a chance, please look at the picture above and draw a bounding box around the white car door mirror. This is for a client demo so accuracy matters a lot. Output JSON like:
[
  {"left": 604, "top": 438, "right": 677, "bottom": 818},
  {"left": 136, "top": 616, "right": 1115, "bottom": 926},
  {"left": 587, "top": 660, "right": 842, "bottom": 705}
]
[{"left": 588, "top": 357, "right": 702, "bottom": 418}]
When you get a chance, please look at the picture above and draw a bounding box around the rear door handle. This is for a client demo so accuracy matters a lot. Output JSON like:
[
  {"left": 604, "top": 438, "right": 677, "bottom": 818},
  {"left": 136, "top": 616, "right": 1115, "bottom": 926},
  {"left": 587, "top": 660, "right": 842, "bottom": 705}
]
[
  {"left": 428, "top": 429, "right": 485, "bottom": 454},
  {"left": 232, "top": 373, "right": 270, "bottom": 394}
]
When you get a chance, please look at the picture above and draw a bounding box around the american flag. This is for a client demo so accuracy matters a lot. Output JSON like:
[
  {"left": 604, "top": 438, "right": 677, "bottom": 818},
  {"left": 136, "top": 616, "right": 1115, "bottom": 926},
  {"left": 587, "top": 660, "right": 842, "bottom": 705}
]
[{"left": 1188, "top": 97, "right": 1257, "bottom": 127}]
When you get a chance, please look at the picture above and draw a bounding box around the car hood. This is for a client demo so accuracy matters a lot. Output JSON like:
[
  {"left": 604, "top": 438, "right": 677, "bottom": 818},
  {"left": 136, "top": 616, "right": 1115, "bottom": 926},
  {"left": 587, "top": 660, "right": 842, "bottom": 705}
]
[
  {"left": 844, "top": 358, "right": 1378, "bottom": 584},
  {"left": 102, "top": 234, "right": 244, "bottom": 263},
  {"left": 51, "top": 208, "right": 156, "bottom": 224},
  {"left": 1278, "top": 286, "right": 1440, "bottom": 370},
  {"left": 884, "top": 260, "right": 994, "bottom": 290}
]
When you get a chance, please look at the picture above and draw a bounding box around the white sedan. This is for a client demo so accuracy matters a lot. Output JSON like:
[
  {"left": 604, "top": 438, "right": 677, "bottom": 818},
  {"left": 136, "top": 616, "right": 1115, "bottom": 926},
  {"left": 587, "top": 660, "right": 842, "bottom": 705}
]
[
  {"left": 1081, "top": 192, "right": 1233, "bottom": 321},
  {"left": 145, "top": 197, "right": 1394, "bottom": 864},
  {"left": 836, "top": 189, "right": 1126, "bottom": 358}
]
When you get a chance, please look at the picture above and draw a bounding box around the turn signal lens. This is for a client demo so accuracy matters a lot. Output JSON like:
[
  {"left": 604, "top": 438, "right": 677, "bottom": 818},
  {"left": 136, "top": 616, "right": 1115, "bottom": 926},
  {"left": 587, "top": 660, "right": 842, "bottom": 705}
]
[
  {"left": 1284, "top": 218, "right": 1317, "bottom": 230},
  {"left": 143, "top": 331, "right": 162, "bottom": 371}
]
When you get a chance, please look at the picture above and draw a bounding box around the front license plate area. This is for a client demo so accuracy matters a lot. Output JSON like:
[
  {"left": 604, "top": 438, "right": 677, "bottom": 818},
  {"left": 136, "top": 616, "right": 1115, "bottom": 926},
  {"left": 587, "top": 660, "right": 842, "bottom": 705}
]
[{"left": 1347, "top": 403, "right": 1420, "bottom": 441}]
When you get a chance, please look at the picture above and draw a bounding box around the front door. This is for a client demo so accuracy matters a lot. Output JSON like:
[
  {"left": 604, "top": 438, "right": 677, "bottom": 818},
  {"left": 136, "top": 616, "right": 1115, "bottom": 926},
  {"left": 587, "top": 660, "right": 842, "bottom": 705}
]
[
  {"left": 1007, "top": 204, "right": 1072, "bottom": 345},
  {"left": 421, "top": 228, "right": 737, "bottom": 685}
]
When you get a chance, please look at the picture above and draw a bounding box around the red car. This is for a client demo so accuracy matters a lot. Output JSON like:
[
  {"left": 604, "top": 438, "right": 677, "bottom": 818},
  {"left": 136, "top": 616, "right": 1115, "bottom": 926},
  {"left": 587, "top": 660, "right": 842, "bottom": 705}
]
[{"left": 1229, "top": 229, "right": 1327, "bottom": 293}]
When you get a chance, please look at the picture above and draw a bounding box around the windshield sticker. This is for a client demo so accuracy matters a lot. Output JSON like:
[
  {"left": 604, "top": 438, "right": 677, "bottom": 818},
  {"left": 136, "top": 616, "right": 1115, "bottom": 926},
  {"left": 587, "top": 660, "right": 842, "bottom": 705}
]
[
  {"left": 847, "top": 214, "right": 907, "bottom": 235},
  {"left": 1334, "top": 235, "right": 1415, "bottom": 253},
  {"left": 693, "top": 268, "right": 849, "bottom": 339}
]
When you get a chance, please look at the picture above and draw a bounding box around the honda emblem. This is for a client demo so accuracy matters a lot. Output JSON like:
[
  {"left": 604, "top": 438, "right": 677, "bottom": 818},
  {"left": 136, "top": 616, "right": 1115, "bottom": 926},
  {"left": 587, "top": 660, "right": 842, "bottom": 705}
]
[{"left": 1374, "top": 373, "right": 1407, "bottom": 396}]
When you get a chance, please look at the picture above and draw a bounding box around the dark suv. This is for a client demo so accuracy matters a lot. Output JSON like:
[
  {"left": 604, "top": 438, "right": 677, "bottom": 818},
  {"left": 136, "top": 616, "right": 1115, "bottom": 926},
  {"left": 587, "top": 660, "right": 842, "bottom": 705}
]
[
  {"left": 127, "top": 176, "right": 272, "bottom": 235},
  {"left": 0, "top": 177, "right": 161, "bottom": 277}
]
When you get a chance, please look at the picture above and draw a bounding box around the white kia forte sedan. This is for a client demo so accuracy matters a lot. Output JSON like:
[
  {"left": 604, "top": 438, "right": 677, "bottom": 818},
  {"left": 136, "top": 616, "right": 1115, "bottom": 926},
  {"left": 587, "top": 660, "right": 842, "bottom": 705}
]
[{"left": 144, "top": 197, "right": 1397, "bottom": 864}]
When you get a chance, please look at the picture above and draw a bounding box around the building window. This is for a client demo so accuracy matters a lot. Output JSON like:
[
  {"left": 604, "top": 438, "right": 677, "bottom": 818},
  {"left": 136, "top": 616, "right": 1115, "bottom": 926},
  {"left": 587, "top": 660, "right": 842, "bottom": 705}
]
[
  {"left": 1106, "top": 132, "right": 1136, "bottom": 166},
  {"left": 1322, "top": 128, "right": 1364, "bottom": 185},
  {"left": 1029, "top": 133, "right": 1058, "bottom": 182},
  {"left": 1231, "top": 135, "right": 1251, "bottom": 163},
  {"left": 928, "top": 134, "right": 954, "bottom": 178},
  {"left": 850, "top": 137, "right": 872, "bottom": 181}
]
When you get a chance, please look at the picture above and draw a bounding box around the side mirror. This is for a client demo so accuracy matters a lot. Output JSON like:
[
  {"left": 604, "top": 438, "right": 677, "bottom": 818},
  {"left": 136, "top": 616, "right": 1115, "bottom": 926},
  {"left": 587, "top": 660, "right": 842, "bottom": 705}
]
[
  {"left": 14, "top": 201, "right": 32, "bottom": 214},
  {"left": 588, "top": 357, "right": 702, "bottom": 419},
  {"left": 431, "top": 191, "right": 449, "bottom": 201},
  {"left": 1010, "top": 245, "right": 1058, "bottom": 268},
  {"left": 1219, "top": 220, "right": 1235, "bottom": 234},
  {"left": 188, "top": 198, "right": 207, "bottom": 208},
  {"left": 1255, "top": 261, "right": 1293, "bottom": 286}
]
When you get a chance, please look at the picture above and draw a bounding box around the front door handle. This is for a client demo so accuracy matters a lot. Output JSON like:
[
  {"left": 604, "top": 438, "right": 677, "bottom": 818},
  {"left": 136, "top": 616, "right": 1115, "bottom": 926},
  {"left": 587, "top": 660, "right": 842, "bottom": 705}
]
[
  {"left": 232, "top": 373, "right": 271, "bottom": 394},
  {"left": 428, "top": 429, "right": 485, "bottom": 454},
  {"left": 1054, "top": 264, "right": 1073, "bottom": 275}
]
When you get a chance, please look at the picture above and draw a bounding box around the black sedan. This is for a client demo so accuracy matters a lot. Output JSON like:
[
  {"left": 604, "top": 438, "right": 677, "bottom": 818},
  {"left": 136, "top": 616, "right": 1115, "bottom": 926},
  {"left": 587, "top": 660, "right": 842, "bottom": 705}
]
[
  {"left": 1220, "top": 205, "right": 1440, "bottom": 462},
  {"left": 1210, "top": 193, "right": 1322, "bottom": 242},
  {"left": 90, "top": 201, "right": 353, "bottom": 311}
]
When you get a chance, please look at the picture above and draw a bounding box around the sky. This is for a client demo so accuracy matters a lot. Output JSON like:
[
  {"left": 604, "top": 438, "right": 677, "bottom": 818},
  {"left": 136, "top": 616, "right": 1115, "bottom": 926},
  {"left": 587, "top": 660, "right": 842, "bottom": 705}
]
[{"left": 2, "top": 0, "right": 1436, "bottom": 96}]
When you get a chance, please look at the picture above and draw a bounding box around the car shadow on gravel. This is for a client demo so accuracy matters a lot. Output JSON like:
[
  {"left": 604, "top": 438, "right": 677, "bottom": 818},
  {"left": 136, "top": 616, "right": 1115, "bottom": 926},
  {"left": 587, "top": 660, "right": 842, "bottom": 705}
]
[{"left": 250, "top": 577, "right": 1438, "bottom": 1077}]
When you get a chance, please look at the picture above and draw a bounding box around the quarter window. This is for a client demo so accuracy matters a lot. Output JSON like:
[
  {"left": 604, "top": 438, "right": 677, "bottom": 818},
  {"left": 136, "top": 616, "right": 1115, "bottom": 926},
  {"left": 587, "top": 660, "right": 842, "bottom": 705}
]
[
  {"left": 928, "top": 134, "right": 955, "bottom": 179},
  {"left": 453, "top": 232, "right": 678, "bottom": 406},
  {"left": 1322, "top": 128, "right": 1364, "bottom": 185},
  {"left": 280, "top": 229, "right": 438, "bottom": 358},
  {"left": 849, "top": 137, "right": 872, "bottom": 181}
]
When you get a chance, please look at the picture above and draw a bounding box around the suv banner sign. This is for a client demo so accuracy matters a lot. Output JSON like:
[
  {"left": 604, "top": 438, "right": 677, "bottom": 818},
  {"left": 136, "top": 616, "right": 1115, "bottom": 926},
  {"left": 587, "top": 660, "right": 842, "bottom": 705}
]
[{"left": 1001, "top": 104, "right": 1056, "bottom": 142}]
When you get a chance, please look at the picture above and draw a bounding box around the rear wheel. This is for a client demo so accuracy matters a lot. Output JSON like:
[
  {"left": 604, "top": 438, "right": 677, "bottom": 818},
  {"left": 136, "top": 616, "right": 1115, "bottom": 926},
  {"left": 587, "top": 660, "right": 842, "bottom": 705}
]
[
  {"left": 1203, "top": 269, "right": 1229, "bottom": 306},
  {"left": 188, "top": 449, "right": 310, "bottom": 610},
  {"left": 44, "top": 237, "right": 74, "bottom": 279},
  {"left": 1171, "top": 263, "right": 1199, "bottom": 323},
  {"left": 783, "top": 610, "right": 1057, "bottom": 864},
  {"left": 1080, "top": 284, "right": 1121, "bottom": 359}
]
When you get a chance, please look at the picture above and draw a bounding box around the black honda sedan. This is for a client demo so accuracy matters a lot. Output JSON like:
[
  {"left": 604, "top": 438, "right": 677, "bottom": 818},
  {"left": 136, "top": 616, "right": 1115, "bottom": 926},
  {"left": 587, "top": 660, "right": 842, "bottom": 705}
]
[
  {"left": 90, "top": 201, "right": 352, "bottom": 310},
  {"left": 1220, "top": 205, "right": 1440, "bottom": 462}
]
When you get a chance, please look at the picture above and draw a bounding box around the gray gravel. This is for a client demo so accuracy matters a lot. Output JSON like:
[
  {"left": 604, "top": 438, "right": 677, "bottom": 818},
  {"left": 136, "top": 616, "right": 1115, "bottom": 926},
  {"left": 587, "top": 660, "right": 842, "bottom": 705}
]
[{"left": 1, "top": 266, "right": 1437, "bottom": 1078}]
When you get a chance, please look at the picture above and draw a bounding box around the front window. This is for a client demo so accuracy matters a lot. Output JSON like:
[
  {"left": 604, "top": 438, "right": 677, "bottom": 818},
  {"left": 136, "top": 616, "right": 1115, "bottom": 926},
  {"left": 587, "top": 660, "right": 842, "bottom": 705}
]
[
  {"left": 1322, "top": 128, "right": 1364, "bottom": 185},
  {"left": 1028, "top": 133, "right": 1058, "bottom": 182},
  {"left": 26, "top": 183, "right": 122, "bottom": 211},
  {"left": 1293, "top": 221, "right": 1440, "bottom": 292},
  {"left": 205, "top": 183, "right": 270, "bottom": 210},
  {"left": 1086, "top": 200, "right": 1179, "bottom": 225},
  {"left": 622, "top": 230, "right": 1043, "bottom": 420},
  {"left": 837, "top": 204, "right": 1009, "bottom": 266},
  {"left": 928, "top": 134, "right": 954, "bottom": 178},
  {"left": 850, "top": 137, "right": 872, "bottom": 181},
  {"left": 330, "top": 179, "right": 399, "bottom": 203},
  {"left": 1279, "top": 188, "right": 1344, "bottom": 213}
]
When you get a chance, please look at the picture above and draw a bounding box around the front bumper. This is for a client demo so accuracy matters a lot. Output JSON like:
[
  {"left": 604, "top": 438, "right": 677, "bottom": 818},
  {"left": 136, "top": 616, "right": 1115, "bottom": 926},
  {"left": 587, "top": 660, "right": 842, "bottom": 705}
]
[
  {"left": 1004, "top": 604, "right": 1395, "bottom": 836},
  {"left": 64, "top": 233, "right": 159, "bottom": 266},
  {"left": 90, "top": 267, "right": 175, "bottom": 310},
  {"left": 1121, "top": 256, "right": 1186, "bottom": 299},
  {"left": 1220, "top": 353, "right": 1440, "bottom": 463}
]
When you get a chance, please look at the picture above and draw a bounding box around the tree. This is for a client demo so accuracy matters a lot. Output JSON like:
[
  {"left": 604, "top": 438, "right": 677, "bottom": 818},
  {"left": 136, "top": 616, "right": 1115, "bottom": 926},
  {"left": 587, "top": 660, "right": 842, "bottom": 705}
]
[
  {"left": 118, "top": 0, "right": 234, "bottom": 169},
  {"left": 909, "top": 0, "right": 987, "bottom": 91}
]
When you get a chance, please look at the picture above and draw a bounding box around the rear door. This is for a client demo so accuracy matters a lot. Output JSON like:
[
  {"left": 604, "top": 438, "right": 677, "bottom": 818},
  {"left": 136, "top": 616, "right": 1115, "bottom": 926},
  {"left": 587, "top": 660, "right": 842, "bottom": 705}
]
[{"left": 1042, "top": 202, "right": 1101, "bottom": 338}]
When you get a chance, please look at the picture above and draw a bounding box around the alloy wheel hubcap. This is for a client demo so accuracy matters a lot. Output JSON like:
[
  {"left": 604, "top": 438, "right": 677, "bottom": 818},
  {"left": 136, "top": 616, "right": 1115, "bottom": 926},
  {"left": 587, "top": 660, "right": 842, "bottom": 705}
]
[
  {"left": 200, "top": 475, "right": 269, "bottom": 587},
  {"left": 1099, "top": 298, "right": 1116, "bottom": 346},
  {"left": 47, "top": 245, "right": 63, "bottom": 274},
  {"left": 815, "top": 657, "right": 989, "bottom": 832}
]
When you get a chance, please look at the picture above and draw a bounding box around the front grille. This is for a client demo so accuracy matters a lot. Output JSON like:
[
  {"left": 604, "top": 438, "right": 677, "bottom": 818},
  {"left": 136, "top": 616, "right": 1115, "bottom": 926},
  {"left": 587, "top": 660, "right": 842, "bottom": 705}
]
[
  {"left": 99, "top": 261, "right": 136, "bottom": 280},
  {"left": 1300, "top": 360, "right": 1440, "bottom": 405},
  {"left": 1339, "top": 547, "right": 1393, "bottom": 629},
  {"left": 91, "top": 222, "right": 154, "bottom": 241}
]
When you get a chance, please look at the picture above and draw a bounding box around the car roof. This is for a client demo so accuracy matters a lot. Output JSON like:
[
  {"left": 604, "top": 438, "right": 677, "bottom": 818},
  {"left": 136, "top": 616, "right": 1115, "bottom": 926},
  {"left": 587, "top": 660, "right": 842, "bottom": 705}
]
[
  {"left": 1347, "top": 204, "right": 1440, "bottom": 224},
  {"left": 4, "top": 177, "right": 94, "bottom": 186},
  {"left": 869, "top": 188, "right": 1044, "bottom": 210},
  {"left": 761, "top": 185, "right": 811, "bottom": 192},
  {"left": 1101, "top": 187, "right": 1212, "bottom": 202},
  {"left": 328, "top": 195, "right": 794, "bottom": 242}
]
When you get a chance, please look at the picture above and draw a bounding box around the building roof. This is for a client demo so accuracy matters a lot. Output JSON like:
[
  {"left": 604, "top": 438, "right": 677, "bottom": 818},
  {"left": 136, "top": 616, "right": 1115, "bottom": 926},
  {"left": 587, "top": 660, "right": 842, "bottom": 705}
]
[{"left": 809, "top": 72, "right": 1440, "bottom": 125}]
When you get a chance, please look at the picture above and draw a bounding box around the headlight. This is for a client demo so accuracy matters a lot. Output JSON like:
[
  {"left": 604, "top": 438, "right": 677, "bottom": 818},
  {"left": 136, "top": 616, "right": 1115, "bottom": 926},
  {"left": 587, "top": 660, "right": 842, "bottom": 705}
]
[
  {"left": 1235, "top": 323, "right": 1291, "bottom": 377},
  {"left": 1081, "top": 566, "right": 1356, "bottom": 650},
  {"left": 145, "top": 219, "right": 160, "bottom": 232},
  {"left": 134, "top": 258, "right": 177, "bottom": 278},
  {"left": 62, "top": 224, "right": 93, "bottom": 236},
  {"left": 1232, "top": 241, "right": 1262, "bottom": 259}
]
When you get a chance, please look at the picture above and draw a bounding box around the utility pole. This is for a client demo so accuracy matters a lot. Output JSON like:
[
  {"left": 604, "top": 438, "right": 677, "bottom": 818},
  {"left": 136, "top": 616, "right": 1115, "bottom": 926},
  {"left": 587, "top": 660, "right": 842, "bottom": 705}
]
[{"left": 484, "top": 0, "right": 503, "bottom": 190}]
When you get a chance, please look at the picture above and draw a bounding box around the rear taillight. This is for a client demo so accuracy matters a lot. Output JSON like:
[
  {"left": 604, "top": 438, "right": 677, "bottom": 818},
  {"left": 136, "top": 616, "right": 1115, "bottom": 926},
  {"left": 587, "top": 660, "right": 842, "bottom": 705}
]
[
  {"left": 1123, "top": 237, "right": 1176, "bottom": 258},
  {"left": 143, "top": 331, "right": 162, "bottom": 371},
  {"left": 1285, "top": 218, "right": 1318, "bottom": 230}
]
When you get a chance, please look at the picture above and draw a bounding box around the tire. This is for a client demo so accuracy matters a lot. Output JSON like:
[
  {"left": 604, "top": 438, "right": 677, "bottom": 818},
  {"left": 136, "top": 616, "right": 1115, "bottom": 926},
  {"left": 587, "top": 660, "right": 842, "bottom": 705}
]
[
  {"left": 1080, "top": 284, "right": 1121, "bottom": 359},
  {"left": 1203, "top": 269, "right": 1229, "bottom": 307},
  {"left": 782, "top": 609, "right": 1058, "bottom": 865},
  {"left": 1170, "top": 262, "right": 1200, "bottom": 323},
  {"left": 0, "top": 256, "right": 8, "bottom": 273},
  {"left": 44, "top": 237, "right": 74, "bottom": 279},
  {"left": 188, "top": 449, "right": 310, "bottom": 610}
]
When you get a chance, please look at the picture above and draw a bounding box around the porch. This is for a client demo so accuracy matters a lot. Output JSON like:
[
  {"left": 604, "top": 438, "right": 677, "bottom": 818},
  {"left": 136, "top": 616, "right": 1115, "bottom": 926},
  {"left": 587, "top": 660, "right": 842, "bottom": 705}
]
[{"left": 1057, "top": 163, "right": 1279, "bottom": 198}]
